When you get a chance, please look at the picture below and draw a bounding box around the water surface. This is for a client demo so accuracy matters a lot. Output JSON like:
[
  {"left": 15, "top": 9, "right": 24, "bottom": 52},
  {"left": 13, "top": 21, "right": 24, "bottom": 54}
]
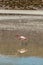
[{"left": 0, "top": 56, "right": 43, "bottom": 65}]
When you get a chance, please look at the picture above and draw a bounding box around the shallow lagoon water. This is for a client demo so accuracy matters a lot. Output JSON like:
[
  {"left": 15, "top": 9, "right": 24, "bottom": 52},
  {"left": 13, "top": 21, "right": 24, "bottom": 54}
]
[{"left": 0, "top": 56, "right": 43, "bottom": 65}]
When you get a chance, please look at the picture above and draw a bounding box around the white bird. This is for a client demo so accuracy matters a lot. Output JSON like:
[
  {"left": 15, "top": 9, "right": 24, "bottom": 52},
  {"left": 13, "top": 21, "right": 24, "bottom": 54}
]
[
  {"left": 19, "top": 36, "right": 27, "bottom": 40},
  {"left": 16, "top": 34, "right": 27, "bottom": 40},
  {"left": 18, "top": 49, "right": 28, "bottom": 53}
]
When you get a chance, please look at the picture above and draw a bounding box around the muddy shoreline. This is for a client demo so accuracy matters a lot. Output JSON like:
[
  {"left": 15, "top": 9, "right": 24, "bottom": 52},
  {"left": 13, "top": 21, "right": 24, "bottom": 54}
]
[{"left": 0, "top": 18, "right": 43, "bottom": 57}]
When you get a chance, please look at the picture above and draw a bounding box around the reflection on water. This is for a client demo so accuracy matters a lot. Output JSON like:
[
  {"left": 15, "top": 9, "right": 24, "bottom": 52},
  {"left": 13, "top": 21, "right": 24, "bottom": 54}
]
[{"left": 0, "top": 56, "right": 43, "bottom": 65}]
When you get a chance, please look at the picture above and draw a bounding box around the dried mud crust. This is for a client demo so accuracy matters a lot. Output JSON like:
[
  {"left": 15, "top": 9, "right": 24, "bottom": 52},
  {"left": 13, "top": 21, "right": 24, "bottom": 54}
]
[{"left": 0, "top": 0, "right": 43, "bottom": 10}]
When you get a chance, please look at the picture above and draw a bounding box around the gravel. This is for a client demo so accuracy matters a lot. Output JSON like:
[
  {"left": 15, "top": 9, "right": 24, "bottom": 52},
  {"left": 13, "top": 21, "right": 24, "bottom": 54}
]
[{"left": 0, "top": 0, "right": 43, "bottom": 10}]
